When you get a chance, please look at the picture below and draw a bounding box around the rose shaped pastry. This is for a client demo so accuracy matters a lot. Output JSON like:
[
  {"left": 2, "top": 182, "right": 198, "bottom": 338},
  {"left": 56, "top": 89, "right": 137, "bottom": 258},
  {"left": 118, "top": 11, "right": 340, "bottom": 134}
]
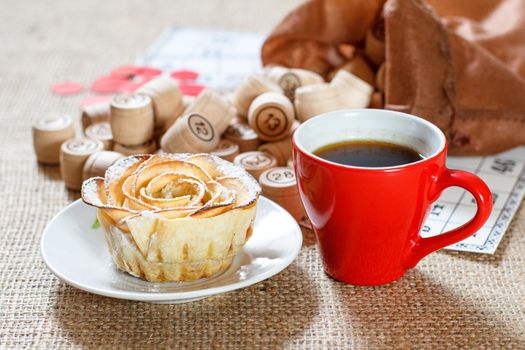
[{"left": 81, "top": 153, "right": 261, "bottom": 282}]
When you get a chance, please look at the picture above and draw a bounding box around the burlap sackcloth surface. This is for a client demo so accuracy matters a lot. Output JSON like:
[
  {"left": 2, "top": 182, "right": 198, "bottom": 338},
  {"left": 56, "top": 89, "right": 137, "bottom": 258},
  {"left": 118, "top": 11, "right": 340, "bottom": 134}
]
[{"left": 0, "top": 0, "right": 524, "bottom": 348}]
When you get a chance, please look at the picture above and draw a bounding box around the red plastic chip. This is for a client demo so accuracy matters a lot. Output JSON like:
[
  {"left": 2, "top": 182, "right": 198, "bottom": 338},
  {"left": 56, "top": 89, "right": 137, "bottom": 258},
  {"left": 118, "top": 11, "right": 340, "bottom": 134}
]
[
  {"left": 91, "top": 76, "right": 127, "bottom": 94},
  {"left": 117, "top": 81, "right": 143, "bottom": 93},
  {"left": 110, "top": 64, "right": 140, "bottom": 79},
  {"left": 137, "top": 66, "right": 163, "bottom": 77},
  {"left": 179, "top": 83, "right": 205, "bottom": 96},
  {"left": 170, "top": 70, "right": 199, "bottom": 81},
  {"left": 51, "top": 81, "right": 84, "bottom": 96}
]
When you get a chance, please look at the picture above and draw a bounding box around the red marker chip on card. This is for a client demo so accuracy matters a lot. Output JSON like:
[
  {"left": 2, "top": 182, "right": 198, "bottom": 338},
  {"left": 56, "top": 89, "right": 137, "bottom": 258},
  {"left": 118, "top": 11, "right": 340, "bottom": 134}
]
[
  {"left": 51, "top": 81, "right": 84, "bottom": 96},
  {"left": 170, "top": 70, "right": 199, "bottom": 81},
  {"left": 179, "top": 83, "right": 205, "bottom": 96}
]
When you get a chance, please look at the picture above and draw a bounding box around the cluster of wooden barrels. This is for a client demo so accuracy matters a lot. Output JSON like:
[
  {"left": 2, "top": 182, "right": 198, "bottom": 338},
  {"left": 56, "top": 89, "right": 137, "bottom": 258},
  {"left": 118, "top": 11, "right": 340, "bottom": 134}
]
[{"left": 32, "top": 42, "right": 383, "bottom": 220}]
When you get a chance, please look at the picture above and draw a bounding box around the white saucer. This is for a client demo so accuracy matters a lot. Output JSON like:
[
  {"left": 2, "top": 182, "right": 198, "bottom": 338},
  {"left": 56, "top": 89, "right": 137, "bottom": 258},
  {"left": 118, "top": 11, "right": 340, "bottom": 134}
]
[{"left": 41, "top": 197, "right": 302, "bottom": 304}]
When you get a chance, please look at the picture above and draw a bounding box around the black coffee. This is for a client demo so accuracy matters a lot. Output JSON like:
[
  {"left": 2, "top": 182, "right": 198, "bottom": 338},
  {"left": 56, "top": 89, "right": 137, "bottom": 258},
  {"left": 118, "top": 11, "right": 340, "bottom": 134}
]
[{"left": 314, "top": 140, "right": 424, "bottom": 167}]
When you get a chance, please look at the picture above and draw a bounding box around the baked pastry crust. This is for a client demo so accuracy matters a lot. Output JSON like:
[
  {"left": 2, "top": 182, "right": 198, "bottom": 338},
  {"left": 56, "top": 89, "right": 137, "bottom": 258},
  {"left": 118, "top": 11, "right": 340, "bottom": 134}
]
[{"left": 81, "top": 153, "right": 260, "bottom": 282}]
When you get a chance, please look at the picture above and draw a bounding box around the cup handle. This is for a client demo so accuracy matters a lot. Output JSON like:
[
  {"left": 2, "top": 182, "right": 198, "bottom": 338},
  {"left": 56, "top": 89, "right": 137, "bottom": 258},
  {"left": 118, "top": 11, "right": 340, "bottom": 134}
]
[{"left": 404, "top": 169, "right": 493, "bottom": 268}]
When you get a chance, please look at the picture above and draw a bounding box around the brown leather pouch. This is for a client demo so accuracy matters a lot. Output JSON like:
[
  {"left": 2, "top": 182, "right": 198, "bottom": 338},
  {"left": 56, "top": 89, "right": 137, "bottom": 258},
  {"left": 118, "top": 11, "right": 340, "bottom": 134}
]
[{"left": 262, "top": 0, "right": 525, "bottom": 155}]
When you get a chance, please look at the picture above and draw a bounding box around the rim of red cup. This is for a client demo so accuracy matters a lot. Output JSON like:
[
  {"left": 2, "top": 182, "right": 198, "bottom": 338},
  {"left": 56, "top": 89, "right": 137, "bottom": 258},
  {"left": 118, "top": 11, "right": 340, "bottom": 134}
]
[{"left": 292, "top": 108, "right": 447, "bottom": 172}]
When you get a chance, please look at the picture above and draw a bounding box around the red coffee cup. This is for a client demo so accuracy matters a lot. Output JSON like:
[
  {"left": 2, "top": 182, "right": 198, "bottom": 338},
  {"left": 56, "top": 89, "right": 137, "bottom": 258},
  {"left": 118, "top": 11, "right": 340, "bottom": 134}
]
[{"left": 292, "top": 109, "right": 492, "bottom": 286}]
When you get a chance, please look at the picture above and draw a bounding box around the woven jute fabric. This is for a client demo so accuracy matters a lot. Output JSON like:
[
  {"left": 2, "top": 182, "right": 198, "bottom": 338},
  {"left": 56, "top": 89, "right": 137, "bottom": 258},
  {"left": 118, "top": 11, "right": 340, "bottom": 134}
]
[{"left": 0, "top": 0, "right": 524, "bottom": 348}]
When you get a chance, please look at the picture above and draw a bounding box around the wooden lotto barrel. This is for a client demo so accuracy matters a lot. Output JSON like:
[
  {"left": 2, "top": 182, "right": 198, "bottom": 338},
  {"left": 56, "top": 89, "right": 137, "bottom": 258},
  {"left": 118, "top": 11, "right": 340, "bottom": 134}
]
[
  {"left": 259, "top": 166, "right": 306, "bottom": 221},
  {"left": 294, "top": 83, "right": 344, "bottom": 122},
  {"left": 234, "top": 151, "right": 277, "bottom": 180},
  {"left": 85, "top": 122, "right": 113, "bottom": 150},
  {"left": 82, "top": 150, "right": 124, "bottom": 180},
  {"left": 211, "top": 139, "right": 240, "bottom": 162},
  {"left": 265, "top": 66, "right": 324, "bottom": 101},
  {"left": 232, "top": 73, "right": 281, "bottom": 118},
  {"left": 32, "top": 114, "right": 75, "bottom": 165},
  {"left": 60, "top": 138, "right": 104, "bottom": 190},
  {"left": 330, "top": 70, "right": 373, "bottom": 109},
  {"left": 257, "top": 120, "right": 299, "bottom": 166},
  {"left": 113, "top": 139, "right": 157, "bottom": 156},
  {"left": 223, "top": 118, "right": 261, "bottom": 153},
  {"left": 161, "top": 113, "right": 220, "bottom": 153},
  {"left": 259, "top": 138, "right": 293, "bottom": 167},
  {"left": 81, "top": 103, "right": 110, "bottom": 131},
  {"left": 247, "top": 92, "right": 295, "bottom": 142},
  {"left": 185, "top": 89, "right": 234, "bottom": 135},
  {"left": 110, "top": 93, "right": 154, "bottom": 146},
  {"left": 137, "top": 76, "right": 185, "bottom": 128},
  {"left": 328, "top": 55, "right": 376, "bottom": 87}
]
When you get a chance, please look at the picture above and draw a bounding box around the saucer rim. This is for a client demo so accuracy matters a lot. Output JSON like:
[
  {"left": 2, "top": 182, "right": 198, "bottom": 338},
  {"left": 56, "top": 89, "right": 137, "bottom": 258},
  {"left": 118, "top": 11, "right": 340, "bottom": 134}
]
[{"left": 40, "top": 197, "right": 302, "bottom": 302}]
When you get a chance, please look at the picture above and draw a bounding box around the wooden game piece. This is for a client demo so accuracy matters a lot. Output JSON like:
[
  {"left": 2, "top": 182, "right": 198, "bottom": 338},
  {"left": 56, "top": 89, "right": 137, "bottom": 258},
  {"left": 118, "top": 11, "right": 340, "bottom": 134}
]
[
  {"left": 232, "top": 73, "right": 281, "bottom": 118},
  {"left": 60, "top": 138, "right": 104, "bottom": 190},
  {"left": 265, "top": 66, "right": 324, "bottom": 100},
  {"left": 258, "top": 140, "right": 292, "bottom": 166},
  {"left": 110, "top": 93, "right": 154, "bottom": 146},
  {"left": 294, "top": 83, "right": 344, "bottom": 122},
  {"left": 291, "top": 68, "right": 324, "bottom": 86},
  {"left": 259, "top": 167, "right": 306, "bottom": 221},
  {"left": 257, "top": 121, "right": 299, "bottom": 166},
  {"left": 81, "top": 103, "right": 110, "bottom": 130},
  {"left": 369, "top": 92, "right": 384, "bottom": 109},
  {"left": 186, "top": 89, "right": 235, "bottom": 135},
  {"left": 328, "top": 55, "right": 376, "bottom": 87},
  {"left": 84, "top": 122, "right": 113, "bottom": 150},
  {"left": 32, "top": 114, "right": 75, "bottom": 165},
  {"left": 160, "top": 89, "right": 232, "bottom": 154},
  {"left": 82, "top": 150, "right": 124, "bottom": 180},
  {"left": 264, "top": 66, "right": 288, "bottom": 82},
  {"left": 376, "top": 63, "right": 385, "bottom": 93},
  {"left": 257, "top": 120, "right": 301, "bottom": 166},
  {"left": 113, "top": 139, "right": 157, "bottom": 156},
  {"left": 365, "top": 22, "right": 385, "bottom": 66},
  {"left": 263, "top": 64, "right": 280, "bottom": 76},
  {"left": 161, "top": 113, "right": 220, "bottom": 153},
  {"left": 137, "top": 76, "right": 185, "bottom": 128},
  {"left": 234, "top": 151, "right": 277, "bottom": 180},
  {"left": 330, "top": 70, "right": 373, "bottom": 109},
  {"left": 248, "top": 92, "right": 295, "bottom": 142},
  {"left": 223, "top": 118, "right": 261, "bottom": 153},
  {"left": 211, "top": 139, "right": 240, "bottom": 162}
]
